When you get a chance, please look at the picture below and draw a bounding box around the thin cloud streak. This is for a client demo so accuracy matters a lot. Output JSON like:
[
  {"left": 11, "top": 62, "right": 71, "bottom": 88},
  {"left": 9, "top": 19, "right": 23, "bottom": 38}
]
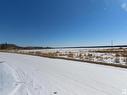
[{"left": 121, "top": 3, "right": 127, "bottom": 12}]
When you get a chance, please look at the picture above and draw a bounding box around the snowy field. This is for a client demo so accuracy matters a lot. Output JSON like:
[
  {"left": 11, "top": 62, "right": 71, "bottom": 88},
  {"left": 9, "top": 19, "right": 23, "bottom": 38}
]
[
  {"left": 19, "top": 48, "right": 101, "bottom": 53},
  {"left": 0, "top": 52, "right": 127, "bottom": 95},
  {"left": 18, "top": 48, "right": 127, "bottom": 65}
]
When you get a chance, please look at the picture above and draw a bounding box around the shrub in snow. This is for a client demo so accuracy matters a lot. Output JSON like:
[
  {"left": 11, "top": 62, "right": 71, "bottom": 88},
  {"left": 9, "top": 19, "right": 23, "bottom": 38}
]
[
  {"left": 59, "top": 53, "right": 66, "bottom": 56},
  {"left": 67, "top": 52, "right": 75, "bottom": 58},
  {"left": 96, "top": 56, "right": 104, "bottom": 62},
  {"left": 55, "top": 51, "right": 60, "bottom": 56},
  {"left": 35, "top": 51, "right": 42, "bottom": 56},
  {"left": 114, "top": 54, "right": 120, "bottom": 63},
  {"left": 47, "top": 52, "right": 57, "bottom": 57},
  {"left": 85, "top": 53, "right": 94, "bottom": 61},
  {"left": 114, "top": 58, "right": 120, "bottom": 63},
  {"left": 123, "top": 57, "right": 127, "bottom": 65},
  {"left": 79, "top": 53, "right": 84, "bottom": 60}
]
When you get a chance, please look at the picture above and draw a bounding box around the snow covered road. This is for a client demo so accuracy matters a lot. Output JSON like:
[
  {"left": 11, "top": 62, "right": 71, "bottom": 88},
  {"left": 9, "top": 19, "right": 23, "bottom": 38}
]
[{"left": 0, "top": 52, "right": 127, "bottom": 95}]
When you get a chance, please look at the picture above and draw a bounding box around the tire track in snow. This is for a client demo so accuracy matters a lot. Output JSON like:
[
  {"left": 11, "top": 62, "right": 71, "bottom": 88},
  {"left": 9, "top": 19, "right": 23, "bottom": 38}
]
[
  {"left": 2, "top": 63, "right": 32, "bottom": 95},
  {"left": 0, "top": 62, "right": 18, "bottom": 95},
  {"left": 7, "top": 63, "right": 43, "bottom": 95}
]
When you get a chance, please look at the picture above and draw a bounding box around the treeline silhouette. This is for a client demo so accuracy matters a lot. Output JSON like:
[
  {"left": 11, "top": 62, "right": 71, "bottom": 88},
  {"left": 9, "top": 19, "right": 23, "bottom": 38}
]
[
  {"left": 1, "top": 42, "right": 127, "bottom": 50},
  {"left": 0, "top": 43, "right": 19, "bottom": 50},
  {"left": 0, "top": 43, "right": 52, "bottom": 50}
]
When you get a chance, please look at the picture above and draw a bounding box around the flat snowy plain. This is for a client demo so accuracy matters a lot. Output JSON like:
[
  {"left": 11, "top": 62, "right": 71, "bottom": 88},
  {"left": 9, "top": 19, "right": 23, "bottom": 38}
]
[{"left": 0, "top": 52, "right": 127, "bottom": 95}]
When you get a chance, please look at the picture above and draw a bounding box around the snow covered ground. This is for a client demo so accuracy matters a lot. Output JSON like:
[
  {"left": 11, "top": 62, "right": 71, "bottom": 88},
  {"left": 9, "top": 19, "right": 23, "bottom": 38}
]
[
  {"left": 18, "top": 48, "right": 127, "bottom": 65},
  {"left": 0, "top": 52, "right": 127, "bottom": 95},
  {"left": 0, "top": 62, "right": 16, "bottom": 95}
]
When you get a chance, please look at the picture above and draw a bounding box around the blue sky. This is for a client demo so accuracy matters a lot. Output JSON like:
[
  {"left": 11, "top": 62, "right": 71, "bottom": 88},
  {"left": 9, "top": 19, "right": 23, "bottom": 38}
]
[{"left": 0, "top": 0, "right": 127, "bottom": 46}]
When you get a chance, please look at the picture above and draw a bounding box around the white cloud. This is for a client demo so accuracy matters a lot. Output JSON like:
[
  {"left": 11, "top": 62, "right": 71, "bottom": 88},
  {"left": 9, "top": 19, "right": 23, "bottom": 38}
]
[{"left": 121, "top": 3, "right": 127, "bottom": 12}]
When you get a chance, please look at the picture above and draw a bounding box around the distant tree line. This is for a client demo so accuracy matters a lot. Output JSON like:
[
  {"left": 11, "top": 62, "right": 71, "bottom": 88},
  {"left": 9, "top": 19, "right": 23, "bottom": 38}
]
[
  {"left": 0, "top": 43, "right": 19, "bottom": 50},
  {"left": 0, "top": 43, "right": 52, "bottom": 50}
]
